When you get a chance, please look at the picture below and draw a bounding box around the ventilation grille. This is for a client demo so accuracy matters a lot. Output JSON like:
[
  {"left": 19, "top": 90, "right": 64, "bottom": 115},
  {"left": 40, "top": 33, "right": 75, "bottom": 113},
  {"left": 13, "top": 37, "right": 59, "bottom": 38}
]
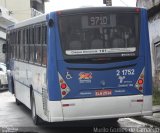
[{"left": 42, "top": 88, "right": 49, "bottom": 117}]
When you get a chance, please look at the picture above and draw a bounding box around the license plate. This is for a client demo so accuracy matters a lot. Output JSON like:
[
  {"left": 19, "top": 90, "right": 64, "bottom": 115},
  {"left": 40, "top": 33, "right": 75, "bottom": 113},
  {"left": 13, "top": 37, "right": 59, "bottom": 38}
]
[{"left": 95, "top": 89, "right": 112, "bottom": 96}]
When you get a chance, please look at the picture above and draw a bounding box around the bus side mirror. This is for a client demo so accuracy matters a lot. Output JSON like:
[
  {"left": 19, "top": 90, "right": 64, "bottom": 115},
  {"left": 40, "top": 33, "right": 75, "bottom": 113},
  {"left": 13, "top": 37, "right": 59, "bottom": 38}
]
[{"left": 2, "top": 43, "right": 6, "bottom": 53}]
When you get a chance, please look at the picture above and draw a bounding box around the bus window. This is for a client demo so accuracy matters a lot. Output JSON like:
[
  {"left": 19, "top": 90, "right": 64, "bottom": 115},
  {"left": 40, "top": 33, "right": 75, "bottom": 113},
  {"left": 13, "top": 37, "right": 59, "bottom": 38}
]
[
  {"left": 25, "top": 45, "right": 29, "bottom": 61},
  {"left": 34, "top": 26, "right": 42, "bottom": 64},
  {"left": 10, "top": 45, "right": 13, "bottom": 59},
  {"left": 42, "top": 46, "right": 47, "bottom": 66},
  {"left": 42, "top": 25, "right": 47, "bottom": 44},
  {"left": 30, "top": 44, "right": 34, "bottom": 63},
  {"left": 35, "top": 45, "right": 42, "bottom": 64},
  {"left": 29, "top": 28, "right": 33, "bottom": 44},
  {"left": 27, "top": 28, "right": 29, "bottom": 44},
  {"left": 18, "top": 31, "right": 21, "bottom": 44},
  {"left": 17, "top": 45, "right": 19, "bottom": 59},
  {"left": 25, "top": 28, "right": 30, "bottom": 61},
  {"left": 59, "top": 13, "right": 139, "bottom": 62},
  {"left": 42, "top": 24, "right": 47, "bottom": 66},
  {"left": 29, "top": 27, "right": 34, "bottom": 63},
  {"left": 20, "top": 45, "right": 24, "bottom": 60},
  {"left": 23, "top": 30, "right": 26, "bottom": 44},
  {"left": 14, "top": 45, "right": 17, "bottom": 59}
]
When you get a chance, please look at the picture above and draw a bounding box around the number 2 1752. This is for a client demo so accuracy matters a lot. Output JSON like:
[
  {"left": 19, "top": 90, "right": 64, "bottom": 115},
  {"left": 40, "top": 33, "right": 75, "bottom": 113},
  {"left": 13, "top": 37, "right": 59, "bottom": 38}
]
[{"left": 116, "top": 69, "right": 135, "bottom": 76}]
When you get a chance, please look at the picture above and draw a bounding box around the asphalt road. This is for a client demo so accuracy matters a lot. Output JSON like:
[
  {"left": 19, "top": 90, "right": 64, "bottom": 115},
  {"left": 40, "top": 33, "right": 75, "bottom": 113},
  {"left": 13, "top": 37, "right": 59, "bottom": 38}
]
[{"left": 0, "top": 90, "right": 159, "bottom": 133}]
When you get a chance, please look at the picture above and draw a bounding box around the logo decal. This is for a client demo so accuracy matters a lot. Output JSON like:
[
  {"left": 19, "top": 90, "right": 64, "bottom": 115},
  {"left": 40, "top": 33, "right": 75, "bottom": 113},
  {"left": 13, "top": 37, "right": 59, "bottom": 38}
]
[
  {"left": 79, "top": 72, "right": 92, "bottom": 80},
  {"left": 79, "top": 72, "right": 92, "bottom": 83},
  {"left": 118, "top": 76, "right": 125, "bottom": 83}
]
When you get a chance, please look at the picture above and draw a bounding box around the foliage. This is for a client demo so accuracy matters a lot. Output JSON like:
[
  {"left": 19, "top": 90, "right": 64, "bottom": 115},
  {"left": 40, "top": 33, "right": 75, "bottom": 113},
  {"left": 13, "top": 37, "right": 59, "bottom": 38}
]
[{"left": 153, "top": 88, "right": 160, "bottom": 105}]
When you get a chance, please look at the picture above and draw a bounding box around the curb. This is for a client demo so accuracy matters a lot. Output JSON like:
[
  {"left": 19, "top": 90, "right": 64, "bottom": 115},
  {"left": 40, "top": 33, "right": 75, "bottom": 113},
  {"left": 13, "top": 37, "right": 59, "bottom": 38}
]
[
  {"left": 153, "top": 110, "right": 160, "bottom": 113},
  {"left": 133, "top": 116, "right": 160, "bottom": 127}
]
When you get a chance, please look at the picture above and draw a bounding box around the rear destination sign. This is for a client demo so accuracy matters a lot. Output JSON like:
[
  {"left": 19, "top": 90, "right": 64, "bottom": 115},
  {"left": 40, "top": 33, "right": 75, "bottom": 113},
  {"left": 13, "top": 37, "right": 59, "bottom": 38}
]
[{"left": 66, "top": 48, "right": 136, "bottom": 55}]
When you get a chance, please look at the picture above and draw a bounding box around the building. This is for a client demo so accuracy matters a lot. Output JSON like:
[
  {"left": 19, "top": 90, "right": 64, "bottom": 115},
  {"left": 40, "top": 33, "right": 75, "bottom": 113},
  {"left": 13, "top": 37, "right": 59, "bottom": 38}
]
[
  {"left": 0, "top": 0, "right": 49, "bottom": 63},
  {"left": 0, "top": 6, "right": 16, "bottom": 63},
  {"left": 0, "top": 0, "right": 49, "bottom": 21},
  {"left": 137, "top": 0, "right": 160, "bottom": 88}
]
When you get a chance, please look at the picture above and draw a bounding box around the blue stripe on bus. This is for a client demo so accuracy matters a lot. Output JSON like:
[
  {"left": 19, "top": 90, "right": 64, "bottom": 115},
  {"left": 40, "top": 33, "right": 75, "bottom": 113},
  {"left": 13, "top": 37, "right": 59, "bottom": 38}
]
[
  {"left": 47, "top": 13, "right": 62, "bottom": 101},
  {"left": 141, "top": 9, "right": 152, "bottom": 95}
]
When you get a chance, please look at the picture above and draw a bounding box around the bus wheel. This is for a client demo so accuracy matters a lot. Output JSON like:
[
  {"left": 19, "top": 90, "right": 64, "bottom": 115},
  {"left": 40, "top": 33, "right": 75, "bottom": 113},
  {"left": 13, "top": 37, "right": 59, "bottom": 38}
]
[
  {"left": 110, "top": 118, "right": 119, "bottom": 123},
  {"left": 0, "top": 80, "right": 2, "bottom": 88},
  {"left": 15, "top": 98, "right": 21, "bottom": 105},
  {"left": 31, "top": 91, "right": 41, "bottom": 125}
]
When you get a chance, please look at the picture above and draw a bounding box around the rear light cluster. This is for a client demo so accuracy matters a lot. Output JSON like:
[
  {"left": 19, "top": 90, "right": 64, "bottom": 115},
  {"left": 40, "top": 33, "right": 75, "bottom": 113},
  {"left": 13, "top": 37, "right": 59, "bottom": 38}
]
[
  {"left": 58, "top": 73, "right": 70, "bottom": 98},
  {"left": 135, "top": 69, "right": 144, "bottom": 93}
]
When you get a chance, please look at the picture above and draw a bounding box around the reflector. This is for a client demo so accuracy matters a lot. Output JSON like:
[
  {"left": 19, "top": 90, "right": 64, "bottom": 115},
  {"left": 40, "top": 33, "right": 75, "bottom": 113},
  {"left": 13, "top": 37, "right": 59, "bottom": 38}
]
[
  {"left": 62, "top": 91, "right": 66, "bottom": 96},
  {"left": 139, "top": 86, "right": 143, "bottom": 91}
]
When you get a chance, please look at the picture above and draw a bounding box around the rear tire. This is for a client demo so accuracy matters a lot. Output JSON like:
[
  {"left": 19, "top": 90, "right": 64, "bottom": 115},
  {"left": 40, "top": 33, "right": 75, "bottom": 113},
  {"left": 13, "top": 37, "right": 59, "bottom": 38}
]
[
  {"left": 31, "top": 91, "right": 41, "bottom": 125},
  {"left": 15, "top": 98, "right": 21, "bottom": 105},
  {"left": 11, "top": 77, "right": 15, "bottom": 94},
  {"left": 13, "top": 78, "right": 21, "bottom": 105},
  {"left": 0, "top": 80, "right": 2, "bottom": 88},
  {"left": 110, "top": 118, "right": 119, "bottom": 123}
]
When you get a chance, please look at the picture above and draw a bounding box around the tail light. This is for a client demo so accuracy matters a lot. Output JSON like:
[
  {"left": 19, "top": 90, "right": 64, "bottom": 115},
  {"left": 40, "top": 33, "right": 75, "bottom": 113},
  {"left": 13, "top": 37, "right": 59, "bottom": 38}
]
[
  {"left": 135, "top": 68, "right": 144, "bottom": 93},
  {"left": 58, "top": 73, "right": 70, "bottom": 98},
  {"left": 138, "top": 79, "right": 143, "bottom": 85},
  {"left": 135, "top": 8, "right": 140, "bottom": 13},
  {"left": 61, "top": 83, "right": 67, "bottom": 89}
]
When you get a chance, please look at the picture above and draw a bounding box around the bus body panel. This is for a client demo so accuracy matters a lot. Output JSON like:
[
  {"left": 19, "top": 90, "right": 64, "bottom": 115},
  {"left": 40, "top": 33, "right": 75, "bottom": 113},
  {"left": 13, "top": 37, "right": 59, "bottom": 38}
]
[
  {"left": 47, "top": 95, "right": 152, "bottom": 122},
  {"left": 6, "top": 14, "right": 49, "bottom": 122},
  {"left": 142, "top": 95, "right": 152, "bottom": 116},
  {"left": 56, "top": 60, "right": 145, "bottom": 99},
  {"left": 12, "top": 60, "right": 48, "bottom": 120},
  {"left": 61, "top": 95, "right": 145, "bottom": 121}
]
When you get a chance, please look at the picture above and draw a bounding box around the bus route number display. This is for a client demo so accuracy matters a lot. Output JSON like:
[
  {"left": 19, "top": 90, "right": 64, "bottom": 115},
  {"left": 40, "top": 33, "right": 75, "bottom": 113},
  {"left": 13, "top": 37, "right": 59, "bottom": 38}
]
[{"left": 88, "top": 15, "right": 110, "bottom": 26}]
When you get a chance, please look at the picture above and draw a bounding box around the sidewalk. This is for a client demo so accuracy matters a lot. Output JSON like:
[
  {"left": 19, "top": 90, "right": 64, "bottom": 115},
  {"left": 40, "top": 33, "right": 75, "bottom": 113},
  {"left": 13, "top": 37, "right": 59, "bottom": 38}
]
[{"left": 134, "top": 105, "right": 160, "bottom": 127}]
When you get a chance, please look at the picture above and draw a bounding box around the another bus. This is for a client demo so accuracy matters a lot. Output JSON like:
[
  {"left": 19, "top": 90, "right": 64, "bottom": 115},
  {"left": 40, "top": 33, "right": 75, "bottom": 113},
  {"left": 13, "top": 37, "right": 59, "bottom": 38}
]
[{"left": 4, "top": 7, "right": 152, "bottom": 125}]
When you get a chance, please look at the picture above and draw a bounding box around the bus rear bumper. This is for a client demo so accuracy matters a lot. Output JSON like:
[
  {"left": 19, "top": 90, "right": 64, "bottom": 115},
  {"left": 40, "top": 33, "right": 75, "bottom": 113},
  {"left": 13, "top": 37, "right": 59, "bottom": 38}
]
[{"left": 47, "top": 95, "right": 152, "bottom": 122}]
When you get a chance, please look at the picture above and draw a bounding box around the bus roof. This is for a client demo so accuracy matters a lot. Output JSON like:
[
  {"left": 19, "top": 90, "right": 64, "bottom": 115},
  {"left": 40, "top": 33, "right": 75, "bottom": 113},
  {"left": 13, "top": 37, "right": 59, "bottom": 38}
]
[
  {"left": 7, "top": 6, "right": 145, "bottom": 30},
  {"left": 8, "top": 14, "right": 47, "bottom": 30},
  {"left": 56, "top": 6, "right": 144, "bottom": 15}
]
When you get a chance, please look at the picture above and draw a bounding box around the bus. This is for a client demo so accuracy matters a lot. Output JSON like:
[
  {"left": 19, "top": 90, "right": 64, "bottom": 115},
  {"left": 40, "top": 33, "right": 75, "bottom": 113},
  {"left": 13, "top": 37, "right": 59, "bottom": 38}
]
[{"left": 4, "top": 7, "right": 152, "bottom": 125}]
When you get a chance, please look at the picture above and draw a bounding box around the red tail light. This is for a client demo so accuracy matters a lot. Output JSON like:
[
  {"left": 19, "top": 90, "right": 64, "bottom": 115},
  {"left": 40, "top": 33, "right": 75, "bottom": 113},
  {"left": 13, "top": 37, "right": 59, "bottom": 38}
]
[
  {"left": 58, "top": 73, "right": 71, "bottom": 98},
  {"left": 138, "top": 79, "right": 143, "bottom": 85},
  {"left": 135, "top": 8, "right": 140, "bottom": 13},
  {"left": 61, "top": 83, "right": 67, "bottom": 89},
  {"left": 135, "top": 68, "right": 144, "bottom": 93}
]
